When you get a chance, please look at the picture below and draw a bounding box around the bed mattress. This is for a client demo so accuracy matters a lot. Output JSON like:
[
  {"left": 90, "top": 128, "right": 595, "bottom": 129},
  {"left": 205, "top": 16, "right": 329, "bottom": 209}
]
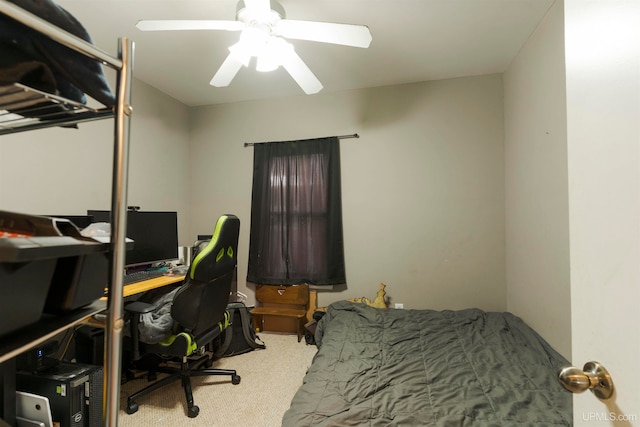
[{"left": 283, "top": 301, "right": 572, "bottom": 426}]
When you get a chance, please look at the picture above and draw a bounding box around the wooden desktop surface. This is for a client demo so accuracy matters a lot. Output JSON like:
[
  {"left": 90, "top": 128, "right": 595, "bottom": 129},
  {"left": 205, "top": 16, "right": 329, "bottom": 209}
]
[{"left": 101, "top": 274, "right": 185, "bottom": 299}]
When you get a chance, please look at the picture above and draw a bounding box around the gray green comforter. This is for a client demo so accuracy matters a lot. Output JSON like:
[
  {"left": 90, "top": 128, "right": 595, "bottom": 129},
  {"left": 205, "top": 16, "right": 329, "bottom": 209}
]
[{"left": 282, "top": 301, "right": 572, "bottom": 426}]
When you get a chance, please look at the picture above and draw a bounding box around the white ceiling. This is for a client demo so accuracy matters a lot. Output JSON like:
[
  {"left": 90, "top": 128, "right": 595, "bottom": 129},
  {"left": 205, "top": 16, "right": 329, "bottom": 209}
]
[{"left": 57, "top": 0, "right": 555, "bottom": 107}]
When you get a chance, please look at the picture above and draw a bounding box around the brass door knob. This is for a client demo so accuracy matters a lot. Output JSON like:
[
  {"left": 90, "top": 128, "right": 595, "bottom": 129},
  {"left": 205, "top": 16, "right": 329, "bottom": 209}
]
[{"left": 558, "top": 361, "right": 614, "bottom": 400}]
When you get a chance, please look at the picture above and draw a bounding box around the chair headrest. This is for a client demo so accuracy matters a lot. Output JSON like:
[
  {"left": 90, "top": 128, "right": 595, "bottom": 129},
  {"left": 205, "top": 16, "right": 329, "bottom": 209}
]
[{"left": 189, "top": 214, "right": 240, "bottom": 282}]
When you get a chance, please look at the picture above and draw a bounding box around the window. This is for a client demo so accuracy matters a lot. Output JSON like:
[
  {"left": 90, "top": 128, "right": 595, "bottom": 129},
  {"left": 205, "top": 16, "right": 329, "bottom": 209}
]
[{"left": 247, "top": 137, "right": 345, "bottom": 286}]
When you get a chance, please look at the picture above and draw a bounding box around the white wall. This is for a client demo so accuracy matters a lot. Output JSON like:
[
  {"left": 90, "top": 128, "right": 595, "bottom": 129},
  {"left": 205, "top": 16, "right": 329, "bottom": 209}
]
[
  {"left": 1, "top": 73, "right": 506, "bottom": 312},
  {"left": 0, "top": 78, "right": 192, "bottom": 245},
  {"left": 503, "top": 1, "right": 571, "bottom": 358},
  {"left": 189, "top": 74, "right": 506, "bottom": 310}
]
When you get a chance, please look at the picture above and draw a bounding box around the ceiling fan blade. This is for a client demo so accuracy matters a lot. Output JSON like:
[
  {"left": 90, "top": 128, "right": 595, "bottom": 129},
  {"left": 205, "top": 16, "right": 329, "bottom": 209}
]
[
  {"left": 210, "top": 53, "right": 244, "bottom": 87},
  {"left": 276, "top": 20, "right": 372, "bottom": 48},
  {"left": 136, "top": 20, "right": 244, "bottom": 32},
  {"left": 242, "top": 0, "right": 271, "bottom": 15},
  {"left": 279, "top": 45, "right": 323, "bottom": 95}
]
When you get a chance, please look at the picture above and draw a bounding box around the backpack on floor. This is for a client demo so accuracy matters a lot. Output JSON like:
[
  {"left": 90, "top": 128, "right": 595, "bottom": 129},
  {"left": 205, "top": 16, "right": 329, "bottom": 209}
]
[{"left": 213, "top": 302, "right": 265, "bottom": 358}]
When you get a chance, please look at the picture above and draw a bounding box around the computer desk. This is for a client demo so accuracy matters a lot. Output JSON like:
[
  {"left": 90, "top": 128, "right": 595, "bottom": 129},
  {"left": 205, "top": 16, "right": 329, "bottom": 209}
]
[
  {"left": 100, "top": 274, "right": 185, "bottom": 300},
  {"left": 122, "top": 274, "right": 185, "bottom": 297}
]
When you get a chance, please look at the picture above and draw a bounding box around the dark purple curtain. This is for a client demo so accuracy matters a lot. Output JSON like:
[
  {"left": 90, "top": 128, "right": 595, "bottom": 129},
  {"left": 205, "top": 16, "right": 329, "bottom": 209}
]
[{"left": 247, "top": 137, "right": 345, "bottom": 286}]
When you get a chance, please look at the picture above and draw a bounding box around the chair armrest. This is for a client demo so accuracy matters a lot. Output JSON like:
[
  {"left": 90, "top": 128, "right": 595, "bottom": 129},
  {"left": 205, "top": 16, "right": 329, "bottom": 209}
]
[
  {"left": 125, "top": 301, "right": 157, "bottom": 314},
  {"left": 124, "top": 301, "right": 155, "bottom": 361}
]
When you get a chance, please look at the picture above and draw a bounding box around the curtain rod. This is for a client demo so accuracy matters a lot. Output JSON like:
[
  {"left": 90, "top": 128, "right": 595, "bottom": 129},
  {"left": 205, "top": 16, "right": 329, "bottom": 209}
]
[{"left": 243, "top": 133, "right": 359, "bottom": 147}]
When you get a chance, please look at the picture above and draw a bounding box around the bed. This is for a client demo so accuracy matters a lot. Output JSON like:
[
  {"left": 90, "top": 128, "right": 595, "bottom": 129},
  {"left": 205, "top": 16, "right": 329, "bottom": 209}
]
[{"left": 283, "top": 300, "right": 572, "bottom": 426}]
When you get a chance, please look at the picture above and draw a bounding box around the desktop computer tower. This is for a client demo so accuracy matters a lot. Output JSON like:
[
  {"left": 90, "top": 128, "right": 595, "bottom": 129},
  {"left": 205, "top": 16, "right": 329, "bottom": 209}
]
[
  {"left": 75, "top": 326, "right": 105, "bottom": 366},
  {"left": 17, "top": 362, "right": 103, "bottom": 427}
]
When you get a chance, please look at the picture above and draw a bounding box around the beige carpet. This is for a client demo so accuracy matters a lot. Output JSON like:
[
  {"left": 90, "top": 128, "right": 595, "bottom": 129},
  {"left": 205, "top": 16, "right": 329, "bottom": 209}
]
[{"left": 117, "top": 332, "right": 317, "bottom": 427}]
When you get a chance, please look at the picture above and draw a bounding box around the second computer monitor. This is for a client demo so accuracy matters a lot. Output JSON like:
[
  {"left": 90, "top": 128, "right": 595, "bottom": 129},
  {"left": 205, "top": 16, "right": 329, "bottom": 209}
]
[{"left": 88, "top": 210, "right": 178, "bottom": 268}]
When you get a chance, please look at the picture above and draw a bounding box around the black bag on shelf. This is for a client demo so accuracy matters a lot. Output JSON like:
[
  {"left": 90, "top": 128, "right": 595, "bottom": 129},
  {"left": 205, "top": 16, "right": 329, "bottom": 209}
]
[{"left": 213, "top": 302, "right": 265, "bottom": 358}]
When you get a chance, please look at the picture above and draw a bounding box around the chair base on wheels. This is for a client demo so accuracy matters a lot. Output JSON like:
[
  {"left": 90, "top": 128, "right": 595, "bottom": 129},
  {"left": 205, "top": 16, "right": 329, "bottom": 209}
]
[{"left": 126, "top": 355, "right": 241, "bottom": 418}]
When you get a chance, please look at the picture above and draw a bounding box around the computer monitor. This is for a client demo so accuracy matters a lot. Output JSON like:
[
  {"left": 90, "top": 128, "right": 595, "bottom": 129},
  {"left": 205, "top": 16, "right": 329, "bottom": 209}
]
[{"left": 87, "top": 210, "right": 178, "bottom": 268}]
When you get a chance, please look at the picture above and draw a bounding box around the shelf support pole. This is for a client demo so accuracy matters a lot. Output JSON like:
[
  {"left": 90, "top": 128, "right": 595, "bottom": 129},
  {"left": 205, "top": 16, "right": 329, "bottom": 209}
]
[{"left": 104, "top": 36, "right": 134, "bottom": 427}]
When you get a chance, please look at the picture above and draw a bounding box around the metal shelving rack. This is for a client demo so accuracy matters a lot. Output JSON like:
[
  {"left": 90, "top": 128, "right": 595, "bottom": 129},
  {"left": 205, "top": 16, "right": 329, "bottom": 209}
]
[{"left": 0, "top": 1, "right": 133, "bottom": 426}]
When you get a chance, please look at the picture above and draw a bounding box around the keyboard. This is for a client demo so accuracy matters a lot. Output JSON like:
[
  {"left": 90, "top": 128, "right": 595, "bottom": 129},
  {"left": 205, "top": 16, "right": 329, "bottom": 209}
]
[{"left": 123, "top": 269, "right": 165, "bottom": 285}]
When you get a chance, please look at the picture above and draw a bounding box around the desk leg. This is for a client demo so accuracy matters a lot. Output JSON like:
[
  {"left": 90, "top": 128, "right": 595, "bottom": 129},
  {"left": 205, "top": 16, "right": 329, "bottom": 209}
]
[{"left": 0, "top": 358, "right": 16, "bottom": 425}]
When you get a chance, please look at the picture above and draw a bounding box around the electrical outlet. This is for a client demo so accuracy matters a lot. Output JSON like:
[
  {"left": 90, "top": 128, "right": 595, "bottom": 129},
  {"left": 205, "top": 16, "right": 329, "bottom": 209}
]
[{"left": 394, "top": 303, "right": 404, "bottom": 309}]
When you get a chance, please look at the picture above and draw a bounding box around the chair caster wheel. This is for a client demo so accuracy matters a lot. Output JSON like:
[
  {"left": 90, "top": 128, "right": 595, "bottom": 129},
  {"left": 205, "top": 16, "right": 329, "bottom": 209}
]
[
  {"left": 126, "top": 401, "right": 138, "bottom": 414},
  {"left": 232, "top": 374, "right": 241, "bottom": 385},
  {"left": 188, "top": 405, "right": 200, "bottom": 418}
]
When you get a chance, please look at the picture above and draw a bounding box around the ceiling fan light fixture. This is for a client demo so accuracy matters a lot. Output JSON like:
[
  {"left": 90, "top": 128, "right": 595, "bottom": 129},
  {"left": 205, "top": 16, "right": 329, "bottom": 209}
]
[
  {"left": 256, "top": 36, "right": 292, "bottom": 72},
  {"left": 256, "top": 57, "right": 278, "bottom": 72},
  {"left": 230, "top": 30, "right": 291, "bottom": 73},
  {"left": 256, "top": 50, "right": 279, "bottom": 72},
  {"left": 229, "top": 27, "right": 266, "bottom": 60}
]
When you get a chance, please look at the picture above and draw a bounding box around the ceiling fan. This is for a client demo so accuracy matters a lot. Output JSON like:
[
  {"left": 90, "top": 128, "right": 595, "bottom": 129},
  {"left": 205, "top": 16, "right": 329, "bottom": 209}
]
[{"left": 136, "top": 0, "right": 372, "bottom": 94}]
